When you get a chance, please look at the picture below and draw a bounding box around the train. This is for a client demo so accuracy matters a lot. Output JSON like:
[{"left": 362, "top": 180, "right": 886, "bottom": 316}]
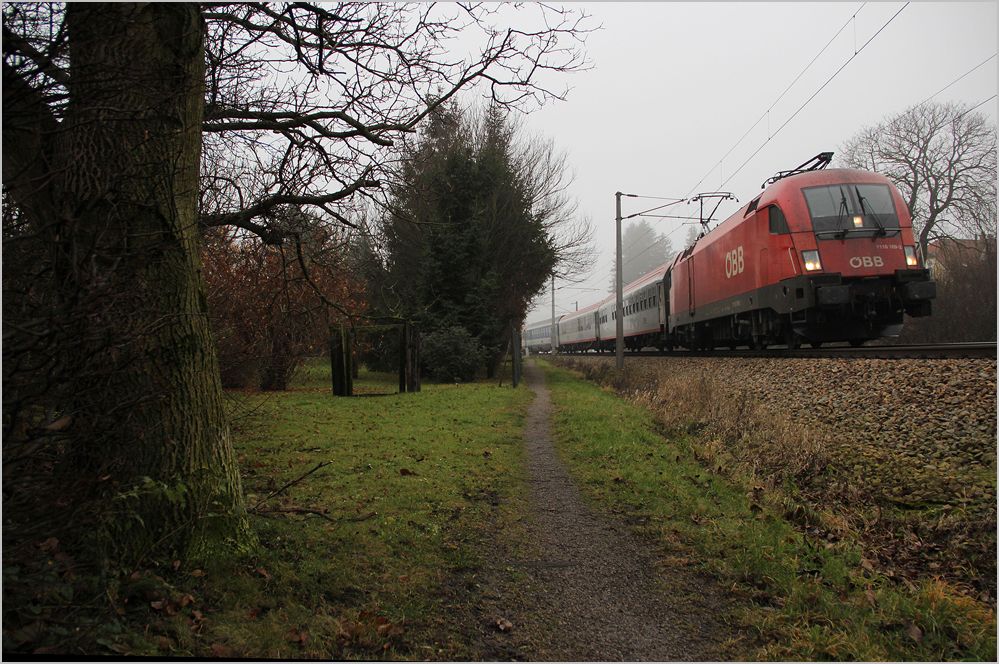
[{"left": 523, "top": 155, "right": 937, "bottom": 353}]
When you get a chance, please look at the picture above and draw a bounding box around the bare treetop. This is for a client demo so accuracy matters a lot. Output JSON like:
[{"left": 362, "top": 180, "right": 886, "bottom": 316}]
[
  {"left": 4, "top": 2, "right": 594, "bottom": 244},
  {"left": 839, "top": 101, "right": 997, "bottom": 255},
  {"left": 197, "top": 2, "right": 592, "bottom": 241}
]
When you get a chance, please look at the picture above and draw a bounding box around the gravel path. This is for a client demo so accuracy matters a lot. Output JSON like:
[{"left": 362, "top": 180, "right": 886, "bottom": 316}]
[{"left": 467, "top": 363, "right": 734, "bottom": 661}]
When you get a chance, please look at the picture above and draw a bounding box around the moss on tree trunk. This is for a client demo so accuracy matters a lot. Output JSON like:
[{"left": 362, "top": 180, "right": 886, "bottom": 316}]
[{"left": 52, "top": 3, "right": 251, "bottom": 564}]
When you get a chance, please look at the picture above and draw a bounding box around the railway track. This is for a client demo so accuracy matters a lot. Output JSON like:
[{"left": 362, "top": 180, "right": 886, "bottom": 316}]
[{"left": 551, "top": 342, "right": 997, "bottom": 360}]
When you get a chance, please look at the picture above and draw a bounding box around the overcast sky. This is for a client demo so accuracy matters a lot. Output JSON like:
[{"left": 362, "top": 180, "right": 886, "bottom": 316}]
[{"left": 519, "top": 1, "right": 998, "bottom": 323}]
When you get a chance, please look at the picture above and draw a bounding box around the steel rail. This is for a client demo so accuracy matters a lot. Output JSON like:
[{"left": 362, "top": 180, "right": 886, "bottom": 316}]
[{"left": 559, "top": 342, "right": 997, "bottom": 361}]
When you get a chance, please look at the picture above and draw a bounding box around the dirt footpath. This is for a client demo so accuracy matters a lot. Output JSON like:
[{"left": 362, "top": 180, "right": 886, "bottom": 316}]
[{"left": 462, "top": 363, "right": 739, "bottom": 661}]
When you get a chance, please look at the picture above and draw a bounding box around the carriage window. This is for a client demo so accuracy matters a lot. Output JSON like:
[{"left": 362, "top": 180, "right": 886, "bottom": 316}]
[{"left": 768, "top": 206, "right": 790, "bottom": 234}]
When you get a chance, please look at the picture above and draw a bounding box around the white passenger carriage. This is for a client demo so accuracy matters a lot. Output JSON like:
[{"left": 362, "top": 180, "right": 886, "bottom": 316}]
[{"left": 523, "top": 317, "right": 560, "bottom": 354}]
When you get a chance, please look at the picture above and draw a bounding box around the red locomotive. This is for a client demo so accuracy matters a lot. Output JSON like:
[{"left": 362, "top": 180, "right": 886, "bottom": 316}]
[
  {"left": 668, "top": 154, "right": 936, "bottom": 349},
  {"left": 524, "top": 154, "right": 936, "bottom": 352}
]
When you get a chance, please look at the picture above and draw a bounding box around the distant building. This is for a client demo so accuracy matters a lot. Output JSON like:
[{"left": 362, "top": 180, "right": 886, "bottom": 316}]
[{"left": 924, "top": 237, "right": 996, "bottom": 278}]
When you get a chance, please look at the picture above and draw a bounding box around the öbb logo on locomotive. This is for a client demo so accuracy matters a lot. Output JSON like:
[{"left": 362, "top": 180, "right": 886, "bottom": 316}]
[
  {"left": 724, "top": 246, "right": 745, "bottom": 278},
  {"left": 849, "top": 255, "right": 885, "bottom": 268},
  {"left": 523, "top": 154, "right": 937, "bottom": 354}
]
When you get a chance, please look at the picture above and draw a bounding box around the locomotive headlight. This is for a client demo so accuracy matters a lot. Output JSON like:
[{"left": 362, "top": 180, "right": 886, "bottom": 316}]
[
  {"left": 904, "top": 245, "right": 918, "bottom": 267},
  {"left": 802, "top": 250, "right": 823, "bottom": 271},
  {"left": 852, "top": 215, "right": 864, "bottom": 228}
]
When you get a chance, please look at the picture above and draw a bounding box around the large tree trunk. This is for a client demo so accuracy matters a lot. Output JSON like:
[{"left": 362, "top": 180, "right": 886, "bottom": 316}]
[{"left": 45, "top": 3, "right": 250, "bottom": 563}]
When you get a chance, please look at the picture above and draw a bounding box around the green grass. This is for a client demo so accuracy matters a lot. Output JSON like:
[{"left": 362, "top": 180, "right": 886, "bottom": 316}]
[
  {"left": 104, "top": 360, "right": 532, "bottom": 659},
  {"left": 291, "top": 357, "right": 403, "bottom": 394},
  {"left": 540, "top": 360, "right": 996, "bottom": 661}
]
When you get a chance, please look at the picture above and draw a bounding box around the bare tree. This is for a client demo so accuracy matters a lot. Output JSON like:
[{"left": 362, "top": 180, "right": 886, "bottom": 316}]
[
  {"left": 198, "top": 3, "right": 592, "bottom": 243},
  {"left": 609, "top": 219, "right": 674, "bottom": 291},
  {"left": 838, "top": 101, "right": 997, "bottom": 257},
  {"left": 3, "top": 2, "right": 592, "bottom": 564},
  {"left": 511, "top": 123, "right": 595, "bottom": 282}
]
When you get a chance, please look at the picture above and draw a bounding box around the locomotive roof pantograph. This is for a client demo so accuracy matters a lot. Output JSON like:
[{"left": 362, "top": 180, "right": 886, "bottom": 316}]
[
  {"left": 761, "top": 151, "right": 833, "bottom": 188},
  {"left": 688, "top": 191, "right": 738, "bottom": 234}
]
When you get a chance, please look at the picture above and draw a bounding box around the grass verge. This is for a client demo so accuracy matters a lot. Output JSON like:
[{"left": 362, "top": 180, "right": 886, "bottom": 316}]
[
  {"left": 541, "top": 360, "right": 996, "bottom": 661},
  {"left": 188, "top": 364, "right": 530, "bottom": 659},
  {"left": 5, "top": 360, "right": 531, "bottom": 659}
]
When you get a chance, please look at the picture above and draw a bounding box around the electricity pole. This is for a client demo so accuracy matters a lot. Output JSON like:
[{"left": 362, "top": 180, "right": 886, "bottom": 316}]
[
  {"left": 550, "top": 274, "right": 556, "bottom": 354},
  {"left": 615, "top": 191, "right": 686, "bottom": 369},
  {"left": 615, "top": 192, "right": 625, "bottom": 369}
]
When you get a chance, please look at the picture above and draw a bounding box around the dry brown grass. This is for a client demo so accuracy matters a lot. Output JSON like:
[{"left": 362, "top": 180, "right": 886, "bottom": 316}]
[
  {"left": 564, "top": 358, "right": 830, "bottom": 494},
  {"left": 553, "top": 355, "right": 997, "bottom": 603}
]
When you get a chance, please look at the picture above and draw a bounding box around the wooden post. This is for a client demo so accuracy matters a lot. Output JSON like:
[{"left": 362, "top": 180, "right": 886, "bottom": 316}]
[
  {"left": 331, "top": 326, "right": 353, "bottom": 396},
  {"left": 344, "top": 327, "right": 353, "bottom": 396},
  {"left": 398, "top": 323, "right": 407, "bottom": 393},
  {"left": 331, "top": 326, "right": 345, "bottom": 396},
  {"left": 406, "top": 324, "right": 420, "bottom": 393},
  {"left": 512, "top": 325, "right": 522, "bottom": 388}
]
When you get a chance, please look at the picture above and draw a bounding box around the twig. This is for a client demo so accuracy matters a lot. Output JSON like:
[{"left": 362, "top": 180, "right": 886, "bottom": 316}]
[
  {"left": 250, "top": 460, "right": 333, "bottom": 511},
  {"left": 253, "top": 506, "right": 336, "bottom": 523}
]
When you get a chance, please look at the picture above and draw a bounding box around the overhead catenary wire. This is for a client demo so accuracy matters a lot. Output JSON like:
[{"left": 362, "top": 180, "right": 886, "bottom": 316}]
[
  {"left": 541, "top": 4, "right": 993, "bottom": 323},
  {"left": 957, "top": 94, "right": 997, "bottom": 120},
  {"left": 574, "top": 197, "right": 703, "bottom": 301},
  {"left": 718, "top": 2, "right": 909, "bottom": 191},
  {"left": 918, "top": 52, "right": 997, "bottom": 106},
  {"left": 589, "top": 195, "right": 687, "bottom": 274},
  {"left": 577, "top": 37, "right": 993, "bottom": 320},
  {"left": 684, "top": 2, "right": 869, "bottom": 198}
]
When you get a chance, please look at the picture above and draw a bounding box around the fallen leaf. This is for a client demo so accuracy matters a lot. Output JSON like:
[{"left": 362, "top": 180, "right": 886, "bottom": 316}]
[
  {"left": 864, "top": 589, "right": 877, "bottom": 607},
  {"left": 210, "top": 643, "right": 232, "bottom": 657},
  {"left": 399, "top": 468, "right": 417, "bottom": 476},
  {"left": 287, "top": 628, "right": 309, "bottom": 645},
  {"left": 190, "top": 569, "right": 205, "bottom": 578},
  {"left": 38, "top": 537, "right": 59, "bottom": 553},
  {"left": 254, "top": 567, "right": 271, "bottom": 580},
  {"left": 906, "top": 623, "right": 923, "bottom": 643},
  {"left": 33, "top": 646, "right": 62, "bottom": 655},
  {"left": 172, "top": 560, "right": 181, "bottom": 571},
  {"left": 42, "top": 415, "right": 73, "bottom": 431},
  {"left": 495, "top": 617, "right": 513, "bottom": 632},
  {"left": 150, "top": 600, "right": 165, "bottom": 611}
]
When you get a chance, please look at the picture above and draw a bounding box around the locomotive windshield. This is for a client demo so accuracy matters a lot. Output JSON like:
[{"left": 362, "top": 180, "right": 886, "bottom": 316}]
[{"left": 803, "top": 184, "right": 900, "bottom": 238}]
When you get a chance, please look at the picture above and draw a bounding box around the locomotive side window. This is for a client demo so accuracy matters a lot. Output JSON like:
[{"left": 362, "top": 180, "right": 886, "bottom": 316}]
[{"left": 768, "top": 206, "right": 790, "bottom": 234}]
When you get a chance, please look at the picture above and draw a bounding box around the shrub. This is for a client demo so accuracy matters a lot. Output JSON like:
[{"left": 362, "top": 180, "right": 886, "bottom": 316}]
[
  {"left": 421, "top": 326, "right": 485, "bottom": 382},
  {"left": 357, "top": 327, "right": 402, "bottom": 373}
]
